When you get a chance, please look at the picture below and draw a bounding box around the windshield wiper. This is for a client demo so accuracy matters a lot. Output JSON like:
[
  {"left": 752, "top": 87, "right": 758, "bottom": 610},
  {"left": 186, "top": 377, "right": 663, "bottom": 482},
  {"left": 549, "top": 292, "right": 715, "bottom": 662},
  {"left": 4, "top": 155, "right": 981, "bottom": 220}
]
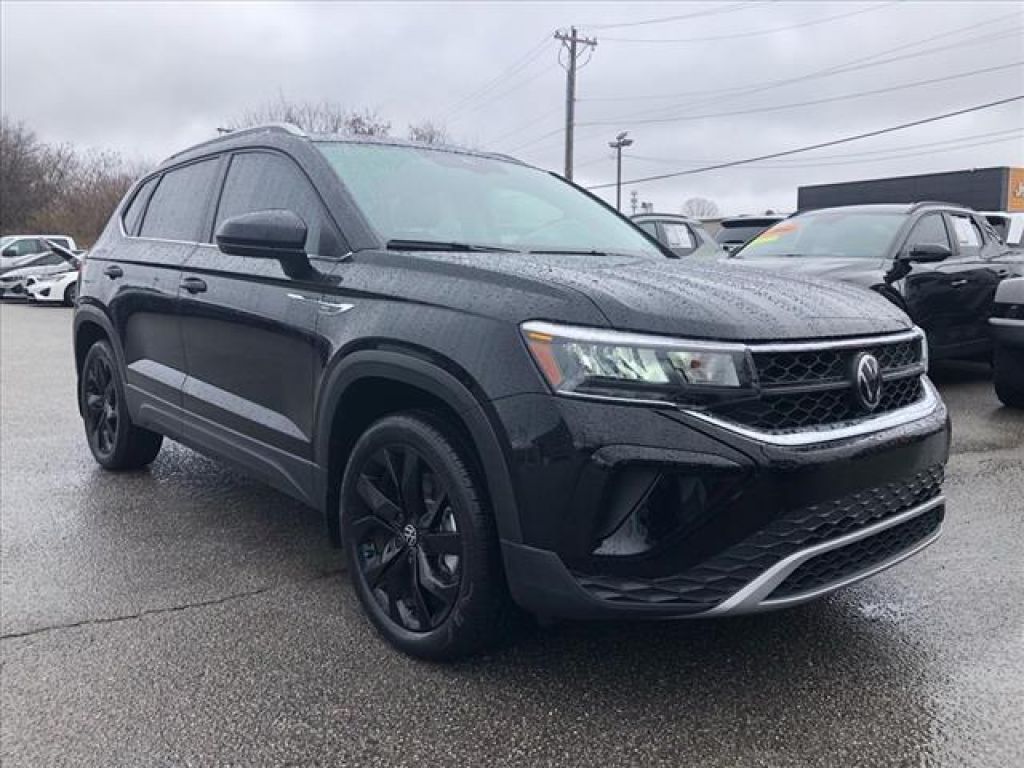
[
  {"left": 527, "top": 248, "right": 613, "bottom": 256},
  {"left": 386, "top": 239, "right": 519, "bottom": 253}
]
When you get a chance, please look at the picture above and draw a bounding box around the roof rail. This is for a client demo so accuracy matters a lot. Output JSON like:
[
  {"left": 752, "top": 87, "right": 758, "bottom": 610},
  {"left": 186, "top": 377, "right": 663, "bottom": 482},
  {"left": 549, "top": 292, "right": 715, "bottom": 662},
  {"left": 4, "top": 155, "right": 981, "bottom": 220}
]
[
  {"left": 909, "top": 200, "right": 966, "bottom": 211},
  {"left": 164, "top": 123, "right": 307, "bottom": 162}
]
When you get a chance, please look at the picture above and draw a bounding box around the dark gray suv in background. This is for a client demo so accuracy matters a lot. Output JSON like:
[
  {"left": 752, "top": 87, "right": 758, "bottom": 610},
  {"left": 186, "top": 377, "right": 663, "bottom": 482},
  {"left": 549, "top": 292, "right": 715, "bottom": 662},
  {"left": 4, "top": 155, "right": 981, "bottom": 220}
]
[{"left": 74, "top": 124, "right": 949, "bottom": 659}]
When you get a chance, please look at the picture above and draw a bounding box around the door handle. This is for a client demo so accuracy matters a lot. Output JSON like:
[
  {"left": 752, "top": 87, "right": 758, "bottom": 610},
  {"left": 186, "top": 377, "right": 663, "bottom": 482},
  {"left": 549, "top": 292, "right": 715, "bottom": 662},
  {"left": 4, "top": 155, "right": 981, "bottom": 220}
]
[
  {"left": 950, "top": 278, "right": 970, "bottom": 287},
  {"left": 182, "top": 276, "right": 208, "bottom": 294},
  {"left": 103, "top": 264, "right": 123, "bottom": 279}
]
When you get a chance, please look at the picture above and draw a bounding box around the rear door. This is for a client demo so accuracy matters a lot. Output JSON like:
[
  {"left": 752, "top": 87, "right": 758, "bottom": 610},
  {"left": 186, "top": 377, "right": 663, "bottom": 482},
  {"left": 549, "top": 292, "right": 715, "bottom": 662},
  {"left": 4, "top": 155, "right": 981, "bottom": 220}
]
[
  {"left": 945, "top": 212, "right": 1007, "bottom": 346},
  {"left": 95, "top": 158, "right": 221, "bottom": 434},
  {"left": 177, "top": 149, "right": 346, "bottom": 504}
]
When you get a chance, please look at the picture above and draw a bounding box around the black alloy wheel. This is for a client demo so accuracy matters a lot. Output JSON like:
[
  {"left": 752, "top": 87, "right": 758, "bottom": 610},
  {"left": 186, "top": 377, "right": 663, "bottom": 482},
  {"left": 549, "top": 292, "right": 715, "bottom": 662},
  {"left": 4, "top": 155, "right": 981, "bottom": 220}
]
[
  {"left": 83, "top": 351, "right": 119, "bottom": 459},
  {"left": 350, "top": 444, "right": 463, "bottom": 632},
  {"left": 340, "top": 412, "right": 519, "bottom": 660},
  {"left": 78, "top": 341, "right": 162, "bottom": 470}
]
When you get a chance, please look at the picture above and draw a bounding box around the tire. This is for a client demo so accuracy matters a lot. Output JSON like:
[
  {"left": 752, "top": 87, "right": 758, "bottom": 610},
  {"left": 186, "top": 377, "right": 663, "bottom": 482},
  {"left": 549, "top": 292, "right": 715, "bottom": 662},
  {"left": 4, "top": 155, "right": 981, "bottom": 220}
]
[
  {"left": 79, "top": 340, "right": 163, "bottom": 470},
  {"left": 340, "top": 412, "right": 517, "bottom": 660},
  {"left": 63, "top": 280, "right": 77, "bottom": 307},
  {"left": 994, "top": 344, "right": 1024, "bottom": 408}
]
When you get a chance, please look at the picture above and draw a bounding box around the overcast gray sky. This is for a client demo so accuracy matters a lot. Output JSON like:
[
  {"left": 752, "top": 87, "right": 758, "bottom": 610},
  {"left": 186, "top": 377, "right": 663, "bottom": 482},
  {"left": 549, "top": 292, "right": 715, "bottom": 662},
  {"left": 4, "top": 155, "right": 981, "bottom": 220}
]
[{"left": 2, "top": 0, "right": 1022, "bottom": 214}]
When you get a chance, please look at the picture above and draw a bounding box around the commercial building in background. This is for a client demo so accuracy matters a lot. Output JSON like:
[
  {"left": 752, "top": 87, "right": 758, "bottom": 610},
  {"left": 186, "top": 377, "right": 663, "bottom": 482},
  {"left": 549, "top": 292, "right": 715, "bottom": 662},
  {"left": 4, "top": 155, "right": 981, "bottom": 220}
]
[{"left": 798, "top": 166, "right": 1024, "bottom": 213}]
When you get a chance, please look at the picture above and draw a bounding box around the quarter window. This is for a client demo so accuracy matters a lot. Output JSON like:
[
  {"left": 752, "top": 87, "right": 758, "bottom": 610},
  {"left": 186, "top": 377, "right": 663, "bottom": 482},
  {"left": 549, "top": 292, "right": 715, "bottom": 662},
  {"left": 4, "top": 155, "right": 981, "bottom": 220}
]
[
  {"left": 139, "top": 159, "right": 220, "bottom": 242},
  {"left": 122, "top": 176, "right": 158, "bottom": 236},
  {"left": 214, "top": 152, "right": 342, "bottom": 256}
]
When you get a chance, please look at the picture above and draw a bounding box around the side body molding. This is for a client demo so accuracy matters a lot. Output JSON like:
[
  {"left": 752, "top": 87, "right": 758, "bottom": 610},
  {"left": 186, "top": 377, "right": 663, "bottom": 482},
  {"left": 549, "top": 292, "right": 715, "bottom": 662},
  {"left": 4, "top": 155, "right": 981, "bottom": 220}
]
[{"left": 313, "top": 349, "right": 523, "bottom": 544}]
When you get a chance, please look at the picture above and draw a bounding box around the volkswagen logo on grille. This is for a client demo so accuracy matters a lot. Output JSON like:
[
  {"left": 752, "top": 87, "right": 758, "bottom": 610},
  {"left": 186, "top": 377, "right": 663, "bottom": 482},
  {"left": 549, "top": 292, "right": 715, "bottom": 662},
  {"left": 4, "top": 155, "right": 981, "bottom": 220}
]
[{"left": 851, "top": 352, "right": 882, "bottom": 412}]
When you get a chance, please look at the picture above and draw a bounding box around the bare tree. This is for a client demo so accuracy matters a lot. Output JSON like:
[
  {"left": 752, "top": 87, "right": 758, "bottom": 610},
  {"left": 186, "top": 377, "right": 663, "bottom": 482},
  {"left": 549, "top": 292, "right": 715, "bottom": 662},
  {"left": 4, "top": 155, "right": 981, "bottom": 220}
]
[
  {"left": 408, "top": 121, "right": 450, "bottom": 145},
  {"left": 228, "top": 97, "right": 390, "bottom": 137},
  {"left": 1, "top": 115, "right": 144, "bottom": 246},
  {"left": 681, "top": 197, "right": 720, "bottom": 219}
]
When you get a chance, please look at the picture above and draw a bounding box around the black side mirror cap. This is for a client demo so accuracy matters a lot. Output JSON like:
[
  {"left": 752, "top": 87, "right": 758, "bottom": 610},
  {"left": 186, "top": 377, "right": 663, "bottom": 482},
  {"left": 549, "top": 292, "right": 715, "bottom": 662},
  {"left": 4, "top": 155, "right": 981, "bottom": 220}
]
[
  {"left": 1, "top": 248, "right": 16, "bottom": 259},
  {"left": 215, "top": 209, "right": 309, "bottom": 261},
  {"left": 903, "top": 243, "right": 951, "bottom": 263}
]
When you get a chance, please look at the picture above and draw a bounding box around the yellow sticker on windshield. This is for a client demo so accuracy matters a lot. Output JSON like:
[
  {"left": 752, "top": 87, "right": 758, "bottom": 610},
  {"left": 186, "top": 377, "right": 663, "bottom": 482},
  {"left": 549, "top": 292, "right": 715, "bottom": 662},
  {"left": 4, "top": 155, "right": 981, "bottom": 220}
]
[{"left": 752, "top": 221, "right": 797, "bottom": 244}]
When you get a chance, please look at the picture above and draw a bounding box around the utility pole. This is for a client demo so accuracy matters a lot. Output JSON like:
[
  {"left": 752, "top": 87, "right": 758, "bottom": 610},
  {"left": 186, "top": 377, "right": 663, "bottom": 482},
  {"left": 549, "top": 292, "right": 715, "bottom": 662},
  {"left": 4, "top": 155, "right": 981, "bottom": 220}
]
[
  {"left": 609, "top": 131, "right": 633, "bottom": 212},
  {"left": 554, "top": 26, "right": 597, "bottom": 181}
]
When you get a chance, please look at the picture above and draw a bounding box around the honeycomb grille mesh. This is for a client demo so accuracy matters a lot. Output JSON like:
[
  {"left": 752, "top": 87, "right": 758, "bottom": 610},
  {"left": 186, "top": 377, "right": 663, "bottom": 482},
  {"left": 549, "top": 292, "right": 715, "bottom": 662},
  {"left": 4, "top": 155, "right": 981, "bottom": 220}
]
[
  {"left": 768, "top": 505, "right": 943, "bottom": 600},
  {"left": 710, "top": 336, "right": 926, "bottom": 432},
  {"left": 573, "top": 465, "right": 944, "bottom": 611}
]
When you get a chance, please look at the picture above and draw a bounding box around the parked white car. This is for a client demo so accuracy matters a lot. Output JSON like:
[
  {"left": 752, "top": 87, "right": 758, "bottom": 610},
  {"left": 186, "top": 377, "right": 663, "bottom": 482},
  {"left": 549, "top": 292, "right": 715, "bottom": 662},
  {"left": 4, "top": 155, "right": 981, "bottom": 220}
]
[
  {"left": 0, "top": 234, "right": 78, "bottom": 265},
  {"left": 0, "top": 251, "right": 77, "bottom": 297},
  {"left": 26, "top": 269, "right": 79, "bottom": 306}
]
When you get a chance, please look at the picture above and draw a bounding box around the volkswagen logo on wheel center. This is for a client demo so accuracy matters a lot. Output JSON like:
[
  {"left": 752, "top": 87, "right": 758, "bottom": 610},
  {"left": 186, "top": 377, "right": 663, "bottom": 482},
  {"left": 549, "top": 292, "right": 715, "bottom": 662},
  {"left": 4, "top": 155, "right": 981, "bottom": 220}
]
[{"left": 852, "top": 352, "right": 883, "bottom": 412}]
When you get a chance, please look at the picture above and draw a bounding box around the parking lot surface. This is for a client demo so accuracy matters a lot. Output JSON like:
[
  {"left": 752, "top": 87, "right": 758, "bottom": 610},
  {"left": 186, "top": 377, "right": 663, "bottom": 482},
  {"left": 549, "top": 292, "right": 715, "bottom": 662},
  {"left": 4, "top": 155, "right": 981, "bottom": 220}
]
[{"left": 2, "top": 302, "right": 1022, "bottom": 767}]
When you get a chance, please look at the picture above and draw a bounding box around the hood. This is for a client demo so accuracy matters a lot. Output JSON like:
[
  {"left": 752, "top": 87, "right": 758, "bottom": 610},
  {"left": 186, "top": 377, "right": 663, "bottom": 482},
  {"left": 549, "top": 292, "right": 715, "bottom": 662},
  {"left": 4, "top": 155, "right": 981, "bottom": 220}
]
[{"left": 384, "top": 251, "right": 911, "bottom": 341}]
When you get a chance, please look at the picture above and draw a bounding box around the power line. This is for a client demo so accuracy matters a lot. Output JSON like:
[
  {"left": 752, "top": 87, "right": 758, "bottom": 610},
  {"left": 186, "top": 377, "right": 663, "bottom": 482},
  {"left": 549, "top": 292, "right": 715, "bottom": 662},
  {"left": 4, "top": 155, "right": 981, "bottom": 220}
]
[
  {"left": 585, "top": 96, "right": 1024, "bottom": 189},
  {"left": 622, "top": 129, "right": 1024, "bottom": 170},
  {"left": 436, "top": 36, "right": 551, "bottom": 121},
  {"left": 620, "top": 127, "right": 1024, "bottom": 168},
  {"left": 580, "top": 11, "right": 1024, "bottom": 104},
  {"left": 600, "top": 2, "right": 898, "bottom": 44},
  {"left": 605, "top": 25, "right": 1023, "bottom": 123},
  {"left": 497, "top": 16, "right": 1022, "bottom": 155},
  {"left": 578, "top": 60, "right": 1024, "bottom": 128},
  {"left": 579, "top": 1, "right": 755, "bottom": 31}
]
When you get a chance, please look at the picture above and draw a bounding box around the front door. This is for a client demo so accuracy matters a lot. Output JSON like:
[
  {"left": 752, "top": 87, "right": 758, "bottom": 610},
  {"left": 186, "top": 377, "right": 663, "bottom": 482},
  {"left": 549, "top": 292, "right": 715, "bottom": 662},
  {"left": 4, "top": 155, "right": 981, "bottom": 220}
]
[{"left": 177, "top": 150, "right": 346, "bottom": 504}]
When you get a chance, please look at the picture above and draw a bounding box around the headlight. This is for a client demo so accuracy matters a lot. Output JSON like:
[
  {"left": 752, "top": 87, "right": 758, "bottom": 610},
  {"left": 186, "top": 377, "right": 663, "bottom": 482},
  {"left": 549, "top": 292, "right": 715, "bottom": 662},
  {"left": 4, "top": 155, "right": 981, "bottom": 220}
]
[{"left": 521, "top": 321, "right": 752, "bottom": 403}]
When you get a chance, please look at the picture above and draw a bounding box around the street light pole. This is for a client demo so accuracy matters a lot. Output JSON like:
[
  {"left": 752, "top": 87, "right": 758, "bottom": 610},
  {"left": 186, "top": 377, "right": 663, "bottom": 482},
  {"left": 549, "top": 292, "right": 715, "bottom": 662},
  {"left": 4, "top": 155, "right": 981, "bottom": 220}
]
[{"left": 608, "top": 131, "right": 633, "bottom": 212}]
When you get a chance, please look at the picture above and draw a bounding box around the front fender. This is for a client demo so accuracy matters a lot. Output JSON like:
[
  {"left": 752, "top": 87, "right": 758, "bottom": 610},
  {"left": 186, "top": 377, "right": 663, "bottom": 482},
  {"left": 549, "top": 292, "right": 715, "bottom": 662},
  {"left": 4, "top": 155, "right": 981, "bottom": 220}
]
[{"left": 312, "top": 349, "right": 523, "bottom": 544}]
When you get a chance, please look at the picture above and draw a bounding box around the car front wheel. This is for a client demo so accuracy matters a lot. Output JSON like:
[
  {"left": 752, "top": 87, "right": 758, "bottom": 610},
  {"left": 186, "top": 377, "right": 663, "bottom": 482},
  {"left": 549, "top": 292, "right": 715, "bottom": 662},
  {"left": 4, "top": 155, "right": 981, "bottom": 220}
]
[{"left": 340, "top": 412, "right": 517, "bottom": 660}]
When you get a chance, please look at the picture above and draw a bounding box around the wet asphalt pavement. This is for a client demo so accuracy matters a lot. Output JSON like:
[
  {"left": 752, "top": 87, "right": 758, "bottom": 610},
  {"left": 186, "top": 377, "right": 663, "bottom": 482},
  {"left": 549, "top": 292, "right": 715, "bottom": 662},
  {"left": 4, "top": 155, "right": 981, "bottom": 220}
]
[{"left": 1, "top": 302, "right": 1022, "bottom": 767}]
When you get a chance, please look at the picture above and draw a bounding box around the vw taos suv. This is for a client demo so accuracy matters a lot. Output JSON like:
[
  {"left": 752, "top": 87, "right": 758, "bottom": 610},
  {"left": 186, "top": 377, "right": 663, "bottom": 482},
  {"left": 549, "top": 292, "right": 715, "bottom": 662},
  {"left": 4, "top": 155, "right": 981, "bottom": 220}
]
[{"left": 74, "top": 125, "right": 950, "bottom": 660}]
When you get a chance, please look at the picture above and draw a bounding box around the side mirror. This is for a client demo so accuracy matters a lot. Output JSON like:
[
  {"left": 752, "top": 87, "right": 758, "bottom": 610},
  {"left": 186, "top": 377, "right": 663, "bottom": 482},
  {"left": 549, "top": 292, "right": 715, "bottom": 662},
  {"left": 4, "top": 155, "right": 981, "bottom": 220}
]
[
  {"left": 2, "top": 247, "right": 17, "bottom": 258},
  {"left": 904, "top": 243, "right": 951, "bottom": 263},
  {"left": 215, "top": 209, "right": 313, "bottom": 279}
]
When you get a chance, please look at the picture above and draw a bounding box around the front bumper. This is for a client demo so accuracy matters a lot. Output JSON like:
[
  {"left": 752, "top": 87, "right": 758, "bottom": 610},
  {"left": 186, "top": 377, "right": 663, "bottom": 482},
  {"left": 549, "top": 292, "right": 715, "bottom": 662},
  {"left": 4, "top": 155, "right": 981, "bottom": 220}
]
[{"left": 494, "top": 378, "right": 950, "bottom": 619}]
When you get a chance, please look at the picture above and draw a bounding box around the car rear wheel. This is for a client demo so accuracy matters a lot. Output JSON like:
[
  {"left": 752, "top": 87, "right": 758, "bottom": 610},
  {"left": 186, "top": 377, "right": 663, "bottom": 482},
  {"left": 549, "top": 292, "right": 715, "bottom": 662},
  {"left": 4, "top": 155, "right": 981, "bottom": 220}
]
[
  {"left": 340, "top": 412, "right": 517, "bottom": 660},
  {"left": 80, "top": 341, "right": 163, "bottom": 469},
  {"left": 994, "top": 345, "right": 1024, "bottom": 408}
]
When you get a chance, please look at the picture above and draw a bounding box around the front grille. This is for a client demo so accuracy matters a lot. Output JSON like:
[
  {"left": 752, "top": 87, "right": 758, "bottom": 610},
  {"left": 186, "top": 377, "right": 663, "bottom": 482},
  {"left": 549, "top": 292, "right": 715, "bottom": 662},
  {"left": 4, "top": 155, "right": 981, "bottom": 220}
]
[
  {"left": 768, "top": 505, "right": 943, "bottom": 600},
  {"left": 717, "top": 377, "right": 922, "bottom": 432},
  {"left": 573, "top": 464, "right": 943, "bottom": 612},
  {"left": 710, "top": 334, "right": 926, "bottom": 433},
  {"left": 752, "top": 338, "right": 921, "bottom": 388}
]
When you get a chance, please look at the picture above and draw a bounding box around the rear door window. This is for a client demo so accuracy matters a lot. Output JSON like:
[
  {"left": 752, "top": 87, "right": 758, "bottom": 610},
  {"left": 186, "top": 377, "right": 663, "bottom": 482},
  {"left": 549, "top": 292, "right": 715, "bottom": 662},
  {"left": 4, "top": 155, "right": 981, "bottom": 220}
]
[
  {"left": 949, "top": 214, "right": 983, "bottom": 256},
  {"left": 662, "top": 222, "right": 695, "bottom": 249},
  {"left": 139, "top": 159, "right": 220, "bottom": 242},
  {"left": 214, "top": 151, "right": 343, "bottom": 256}
]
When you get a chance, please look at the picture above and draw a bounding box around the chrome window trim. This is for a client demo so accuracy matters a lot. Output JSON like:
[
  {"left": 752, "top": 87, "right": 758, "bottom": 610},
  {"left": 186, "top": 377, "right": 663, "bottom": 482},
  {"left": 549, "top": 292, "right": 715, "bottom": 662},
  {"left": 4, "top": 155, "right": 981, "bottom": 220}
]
[
  {"left": 990, "top": 317, "right": 1024, "bottom": 328},
  {"left": 702, "top": 495, "right": 944, "bottom": 616}
]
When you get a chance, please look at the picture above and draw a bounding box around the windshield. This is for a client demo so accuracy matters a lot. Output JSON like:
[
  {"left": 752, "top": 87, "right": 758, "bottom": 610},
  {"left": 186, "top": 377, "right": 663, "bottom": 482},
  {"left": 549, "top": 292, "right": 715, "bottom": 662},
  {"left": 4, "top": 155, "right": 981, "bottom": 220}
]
[
  {"left": 317, "top": 143, "right": 661, "bottom": 257},
  {"left": 736, "top": 211, "right": 906, "bottom": 259}
]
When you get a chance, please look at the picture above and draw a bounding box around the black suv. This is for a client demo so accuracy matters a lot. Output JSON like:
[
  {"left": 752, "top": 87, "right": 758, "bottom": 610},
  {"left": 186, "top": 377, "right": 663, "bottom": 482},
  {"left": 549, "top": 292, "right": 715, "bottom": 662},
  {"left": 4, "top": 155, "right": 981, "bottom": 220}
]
[
  {"left": 74, "top": 126, "right": 950, "bottom": 660},
  {"left": 728, "top": 203, "right": 1023, "bottom": 361}
]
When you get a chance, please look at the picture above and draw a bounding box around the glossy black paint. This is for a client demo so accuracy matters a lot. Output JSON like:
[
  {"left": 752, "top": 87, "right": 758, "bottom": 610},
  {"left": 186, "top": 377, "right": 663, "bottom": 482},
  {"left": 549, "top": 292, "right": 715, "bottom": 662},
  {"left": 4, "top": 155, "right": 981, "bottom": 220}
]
[
  {"left": 75, "top": 127, "right": 950, "bottom": 620},
  {"left": 729, "top": 204, "right": 1024, "bottom": 360}
]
